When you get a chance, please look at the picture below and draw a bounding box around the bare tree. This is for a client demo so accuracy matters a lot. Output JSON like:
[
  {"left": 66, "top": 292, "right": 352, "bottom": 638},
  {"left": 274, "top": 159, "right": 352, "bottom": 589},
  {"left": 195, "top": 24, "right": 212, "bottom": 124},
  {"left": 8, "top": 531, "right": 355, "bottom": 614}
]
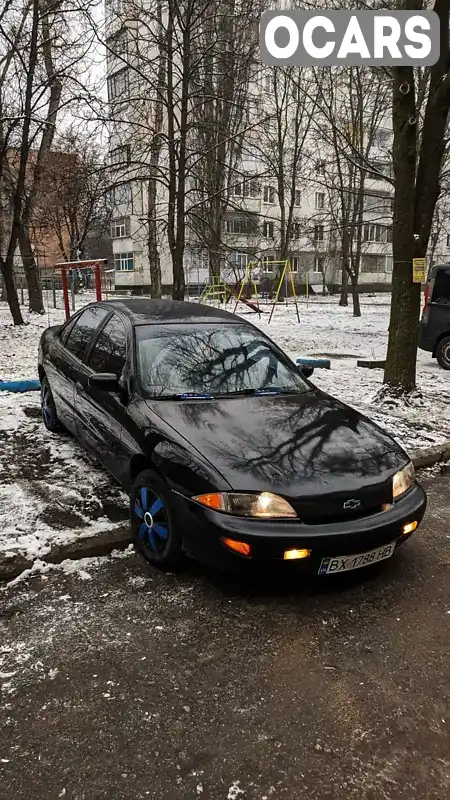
[
  {"left": 187, "top": 0, "right": 263, "bottom": 280},
  {"left": 383, "top": 0, "right": 450, "bottom": 393},
  {"left": 1, "top": 0, "right": 103, "bottom": 323},
  {"left": 312, "top": 66, "right": 391, "bottom": 316},
  {"left": 34, "top": 131, "right": 111, "bottom": 263}
]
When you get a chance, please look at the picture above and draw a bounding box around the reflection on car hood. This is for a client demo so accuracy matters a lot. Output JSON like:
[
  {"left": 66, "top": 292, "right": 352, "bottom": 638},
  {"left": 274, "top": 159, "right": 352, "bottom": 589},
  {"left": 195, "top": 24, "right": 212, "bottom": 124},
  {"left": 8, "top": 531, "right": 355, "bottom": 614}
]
[{"left": 146, "top": 390, "right": 408, "bottom": 497}]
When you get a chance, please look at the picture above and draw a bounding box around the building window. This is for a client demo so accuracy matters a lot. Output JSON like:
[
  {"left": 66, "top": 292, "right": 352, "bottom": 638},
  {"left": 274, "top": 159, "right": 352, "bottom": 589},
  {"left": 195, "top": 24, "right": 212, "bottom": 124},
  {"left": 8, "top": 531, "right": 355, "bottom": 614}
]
[
  {"left": 262, "top": 255, "right": 273, "bottom": 273},
  {"left": 367, "top": 161, "right": 392, "bottom": 180},
  {"left": 314, "top": 224, "right": 324, "bottom": 243},
  {"left": 112, "top": 182, "right": 132, "bottom": 206},
  {"left": 315, "top": 192, "right": 325, "bottom": 210},
  {"left": 242, "top": 148, "right": 259, "bottom": 163},
  {"left": 364, "top": 193, "right": 394, "bottom": 213},
  {"left": 291, "top": 83, "right": 300, "bottom": 101},
  {"left": 110, "top": 145, "right": 130, "bottom": 165},
  {"left": 315, "top": 160, "right": 326, "bottom": 175},
  {"left": 106, "top": 29, "right": 128, "bottom": 60},
  {"left": 232, "top": 177, "right": 259, "bottom": 199},
  {"left": 363, "top": 223, "right": 392, "bottom": 243},
  {"left": 225, "top": 216, "right": 258, "bottom": 235},
  {"left": 107, "top": 68, "right": 129, "bottom": 101},
  {"left": 385, "top": 257, "right": 393, "bottom": 273},
  {"left": 263, "top": 186, "right": 275, "bottom": 204},
  {"left": 111, "top": 216, "right": 131, "bottom": 238},
  {"left": 263, "top": 221, "right": 274, "bottom": 239},
  {"left": 374, "top": 128, "right": 392, "bottom": 148},
  {"left": 264, "top": 72, "right": 274, "bottom": 93},
  {"left": 291, "top": 257, "right": 299, "bottom": 273},
  {"left": 229, "top": 251, "right": 251, "bottom": 269},
  {"left": 288, "top": 220, "right": 302, "bottom": 239},
  {"left": 314, "top": 256, "right": 325, "bottom": 272},
  {"left": 446, "top": 234, "right": 450, "bottom": 249},
  {"left": 114, "top": 252, "right": 134, "bottom": 271},
  {"left": 294, "top": 189, "right": 301, "bottom": 207}
]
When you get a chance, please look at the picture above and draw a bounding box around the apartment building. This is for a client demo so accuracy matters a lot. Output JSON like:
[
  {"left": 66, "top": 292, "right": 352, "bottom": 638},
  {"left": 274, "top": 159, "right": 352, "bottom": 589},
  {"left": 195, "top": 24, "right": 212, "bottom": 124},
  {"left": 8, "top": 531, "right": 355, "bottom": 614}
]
[{"left": 104, "top": 2, "right": 449, "bottom": 295}]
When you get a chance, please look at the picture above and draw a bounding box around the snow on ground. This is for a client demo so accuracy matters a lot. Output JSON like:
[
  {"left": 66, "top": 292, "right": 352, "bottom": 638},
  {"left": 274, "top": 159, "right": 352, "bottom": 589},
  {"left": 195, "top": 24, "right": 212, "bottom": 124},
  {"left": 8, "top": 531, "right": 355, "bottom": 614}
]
[
  {"left": 0, "top": 290, "right": 449, "bottom": 564},
  {"left": 0, "top": 293, "right": 129, "bottom": 563},
  {"left": 243, "top": 295, "right": 450, "bottom": 452}
]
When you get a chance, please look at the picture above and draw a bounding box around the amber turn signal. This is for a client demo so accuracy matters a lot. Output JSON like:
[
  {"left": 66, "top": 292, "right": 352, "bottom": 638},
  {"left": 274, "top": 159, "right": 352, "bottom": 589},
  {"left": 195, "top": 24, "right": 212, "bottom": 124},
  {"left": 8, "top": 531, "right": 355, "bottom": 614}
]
[
  {"left": 194, "top": 493, "right": 223, "bottom": 510},
  {"left": 283, "top": 548, "right": 312, "bottom": 561},
  {"left": 221, "top": 538, "right": 251, "bottom": 557},
  {"left": 402, "top": 520, "right": 418, "bottom": 535}
]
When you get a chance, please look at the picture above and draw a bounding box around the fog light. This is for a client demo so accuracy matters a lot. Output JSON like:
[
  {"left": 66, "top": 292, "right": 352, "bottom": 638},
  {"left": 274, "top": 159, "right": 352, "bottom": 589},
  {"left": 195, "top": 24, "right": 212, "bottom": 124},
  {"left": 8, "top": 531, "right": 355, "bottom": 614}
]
[
  {"left": 221, "top": 537, "right": 251, "bottom": 557},
  {"left": 283, "top": 548, "right": 312, "bottom": 561},
  {"left": 402, "top": 521, "right": 418, "bottom": 535}
]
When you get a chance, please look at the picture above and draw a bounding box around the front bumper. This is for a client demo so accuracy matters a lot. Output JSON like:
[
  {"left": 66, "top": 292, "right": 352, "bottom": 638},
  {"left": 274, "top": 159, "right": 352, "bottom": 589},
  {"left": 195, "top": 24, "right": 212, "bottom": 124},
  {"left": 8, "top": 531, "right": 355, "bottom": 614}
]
[{"left": 175, "top": 483, "right": 427, "bottom": 572}]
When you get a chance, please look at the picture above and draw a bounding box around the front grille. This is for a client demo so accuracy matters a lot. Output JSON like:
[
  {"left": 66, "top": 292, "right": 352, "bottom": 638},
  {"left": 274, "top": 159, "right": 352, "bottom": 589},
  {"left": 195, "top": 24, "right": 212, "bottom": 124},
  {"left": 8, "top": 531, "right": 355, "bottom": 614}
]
[
  {"left": 290, "top": 482, "right": 392, "bottom": 526},
  {"left": 296, "top": 504, "right": 383, "bottom": 525}
]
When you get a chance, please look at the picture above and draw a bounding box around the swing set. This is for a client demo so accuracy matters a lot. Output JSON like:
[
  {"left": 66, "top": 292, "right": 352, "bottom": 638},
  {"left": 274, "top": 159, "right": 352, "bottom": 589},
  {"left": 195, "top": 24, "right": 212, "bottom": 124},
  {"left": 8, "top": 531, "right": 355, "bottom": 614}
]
[
  {"left": 199, "top": 259, "right": 300, "bottom": 323},
  {"left": 55, "top": 259, "right": 110, "bottom": 320}
]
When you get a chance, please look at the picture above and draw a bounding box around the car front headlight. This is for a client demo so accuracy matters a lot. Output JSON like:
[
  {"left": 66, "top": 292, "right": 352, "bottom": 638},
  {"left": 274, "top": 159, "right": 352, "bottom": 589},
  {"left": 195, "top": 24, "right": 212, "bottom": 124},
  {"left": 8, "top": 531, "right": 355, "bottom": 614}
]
[
  {"left": 393, "top": 462, "right": 415, "bottom": 499},
  {"left": 192, "top": 491, "right": 297, "bottom": 518}
]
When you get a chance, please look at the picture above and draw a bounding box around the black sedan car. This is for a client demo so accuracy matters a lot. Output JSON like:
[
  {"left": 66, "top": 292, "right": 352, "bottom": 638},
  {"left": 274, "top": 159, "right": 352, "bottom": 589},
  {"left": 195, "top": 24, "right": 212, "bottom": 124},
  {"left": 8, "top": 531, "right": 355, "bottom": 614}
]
[{"left": 38, "top": 299, "right": 426, "bottom": 574}]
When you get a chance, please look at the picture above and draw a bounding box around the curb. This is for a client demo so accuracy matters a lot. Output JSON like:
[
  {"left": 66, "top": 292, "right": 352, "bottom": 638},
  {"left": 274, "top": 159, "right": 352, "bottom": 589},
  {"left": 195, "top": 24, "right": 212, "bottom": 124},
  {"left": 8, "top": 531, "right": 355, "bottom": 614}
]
[
  {"left": 1, "top": 443, "right": 450, "bottom": 584},
  {"left": 412, "top": 442, "right": 450, "bottom": 470},
  {"left": 0, "top": 524, "right": 133, "bottom": 584}
]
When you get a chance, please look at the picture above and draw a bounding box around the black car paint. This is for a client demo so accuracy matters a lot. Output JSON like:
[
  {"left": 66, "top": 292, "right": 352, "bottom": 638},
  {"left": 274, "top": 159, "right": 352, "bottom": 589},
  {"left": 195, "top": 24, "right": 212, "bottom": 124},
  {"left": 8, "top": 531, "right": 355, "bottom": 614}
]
[
  {"left": 419, "top": 263, "right": 450, "bottom": 356},
  {"left": 38, "top": 298, "right": 427, "bottom": 569}
]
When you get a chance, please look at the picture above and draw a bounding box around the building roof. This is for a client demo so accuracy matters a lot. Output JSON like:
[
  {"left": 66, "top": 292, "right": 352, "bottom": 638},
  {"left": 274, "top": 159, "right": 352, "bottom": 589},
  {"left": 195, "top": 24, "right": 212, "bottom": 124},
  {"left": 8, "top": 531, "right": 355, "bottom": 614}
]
[{"left": 100, "top": 298, "right": 240, "bottom": 325}]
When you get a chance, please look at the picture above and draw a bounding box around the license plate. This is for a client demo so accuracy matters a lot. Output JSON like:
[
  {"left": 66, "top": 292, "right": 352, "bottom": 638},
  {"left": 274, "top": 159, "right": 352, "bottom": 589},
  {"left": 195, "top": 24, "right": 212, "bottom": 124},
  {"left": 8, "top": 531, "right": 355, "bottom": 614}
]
[{"left": 318, "top": 542, "right": 396, "bottom": 575}]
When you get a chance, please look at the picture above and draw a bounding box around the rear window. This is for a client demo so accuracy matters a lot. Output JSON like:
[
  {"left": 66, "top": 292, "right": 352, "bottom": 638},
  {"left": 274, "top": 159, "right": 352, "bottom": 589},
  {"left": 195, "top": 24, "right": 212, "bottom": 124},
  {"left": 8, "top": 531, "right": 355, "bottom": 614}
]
[{"left": 432, "top": 267, "right": 450, "bottom": 305}]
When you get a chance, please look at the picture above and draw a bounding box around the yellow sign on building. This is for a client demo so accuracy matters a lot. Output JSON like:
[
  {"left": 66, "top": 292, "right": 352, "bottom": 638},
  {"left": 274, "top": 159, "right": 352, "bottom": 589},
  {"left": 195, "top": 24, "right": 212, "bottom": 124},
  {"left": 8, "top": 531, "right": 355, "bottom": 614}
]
[{"left": 412, "top": 258, "right": 427, "bottom": 284}]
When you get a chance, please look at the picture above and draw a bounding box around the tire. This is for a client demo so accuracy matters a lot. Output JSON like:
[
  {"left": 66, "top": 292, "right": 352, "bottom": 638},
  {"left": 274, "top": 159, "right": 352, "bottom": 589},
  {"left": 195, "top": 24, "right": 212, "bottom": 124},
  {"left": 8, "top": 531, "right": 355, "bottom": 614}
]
[
  {"left": 41, "top": 376, "right": 64, "bottom": 433},
  {"left": 436, "top": 336, "right": 450, "bottom": 370},
  {"left": 131, "top": 470, "right": 182, "bottom": 570}
]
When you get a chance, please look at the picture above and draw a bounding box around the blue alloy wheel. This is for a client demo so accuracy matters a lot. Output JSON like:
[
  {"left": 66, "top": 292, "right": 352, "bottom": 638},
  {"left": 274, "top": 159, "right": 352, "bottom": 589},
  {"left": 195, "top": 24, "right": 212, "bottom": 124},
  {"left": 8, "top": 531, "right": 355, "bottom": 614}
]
[
  {"left": 131, "top": 471, "right": 182, "bottom": 570},
  {"left": 134, "top": 487, "right": 169, "bottom": 555},
  {"left": 40, "top": 376, "right": 63, "bottom": 433},
  {"left": 41, "top": 383, "right": 52, "bottom": 426}
]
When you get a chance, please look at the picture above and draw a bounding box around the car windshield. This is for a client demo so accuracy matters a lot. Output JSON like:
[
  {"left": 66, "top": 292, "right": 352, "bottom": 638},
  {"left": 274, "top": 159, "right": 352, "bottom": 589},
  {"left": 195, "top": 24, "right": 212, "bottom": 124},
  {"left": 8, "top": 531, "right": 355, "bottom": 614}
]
[{"left": 135, "top": 323, "right": 309, "bottom": 398}]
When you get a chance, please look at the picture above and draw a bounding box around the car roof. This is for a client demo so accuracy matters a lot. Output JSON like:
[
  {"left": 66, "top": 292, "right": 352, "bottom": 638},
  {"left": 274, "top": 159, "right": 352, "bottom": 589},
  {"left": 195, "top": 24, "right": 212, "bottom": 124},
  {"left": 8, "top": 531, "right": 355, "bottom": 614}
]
[
  {"left": 431, "top": 263, "right": 450, "bottom": 275},
  {"left": 98, "top": 298, "right": 242, "bottom": 325}
]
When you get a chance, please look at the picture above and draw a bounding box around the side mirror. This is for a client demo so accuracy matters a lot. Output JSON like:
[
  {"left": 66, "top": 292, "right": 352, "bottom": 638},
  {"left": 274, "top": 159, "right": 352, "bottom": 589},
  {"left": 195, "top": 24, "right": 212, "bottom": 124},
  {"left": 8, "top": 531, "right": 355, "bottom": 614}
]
[
  {"left": 299, "top": 365, "right": 314, "bottom": 378},
  {"left": 88, "top": 373, "right": 120, "bottom": 392}
]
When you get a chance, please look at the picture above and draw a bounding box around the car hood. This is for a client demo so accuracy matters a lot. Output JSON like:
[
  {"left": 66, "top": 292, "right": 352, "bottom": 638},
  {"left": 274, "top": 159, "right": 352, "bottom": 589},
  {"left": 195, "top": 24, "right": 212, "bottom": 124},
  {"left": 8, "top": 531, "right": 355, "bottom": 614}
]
[{"left": 146, "top": 390, "right": 408, "bottom": 498}]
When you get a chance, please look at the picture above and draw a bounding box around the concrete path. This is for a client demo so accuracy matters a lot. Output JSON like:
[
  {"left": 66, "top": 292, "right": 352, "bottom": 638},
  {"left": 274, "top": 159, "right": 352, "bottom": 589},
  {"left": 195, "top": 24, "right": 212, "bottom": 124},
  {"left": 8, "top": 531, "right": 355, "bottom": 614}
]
[{"left": 1, "top": 474, "right": 449, "bottom": 799}]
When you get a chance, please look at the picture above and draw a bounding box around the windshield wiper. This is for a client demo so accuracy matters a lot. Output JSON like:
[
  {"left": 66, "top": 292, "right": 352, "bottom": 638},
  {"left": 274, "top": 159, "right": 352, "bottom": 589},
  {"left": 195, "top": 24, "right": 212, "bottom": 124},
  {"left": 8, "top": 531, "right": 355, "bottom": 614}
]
[
  {"left": 149, "top": 392, "right": 213, "bottom": 400},
  {"left": 214, "top": 387, "right": 301, "bottom": 397}
]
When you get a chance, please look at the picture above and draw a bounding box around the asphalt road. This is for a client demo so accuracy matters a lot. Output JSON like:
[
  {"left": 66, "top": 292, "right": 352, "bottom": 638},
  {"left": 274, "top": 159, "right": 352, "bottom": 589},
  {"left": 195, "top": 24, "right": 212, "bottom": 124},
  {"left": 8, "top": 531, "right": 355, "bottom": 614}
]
[{"left": 1, "top": 472, "right": 449, "bottom": 800}]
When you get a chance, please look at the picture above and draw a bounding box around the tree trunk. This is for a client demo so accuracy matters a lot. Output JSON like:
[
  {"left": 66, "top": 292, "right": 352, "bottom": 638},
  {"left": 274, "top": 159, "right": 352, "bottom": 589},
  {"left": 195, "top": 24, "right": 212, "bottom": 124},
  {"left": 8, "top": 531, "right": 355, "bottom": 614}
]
[
  {"left": 383, "top": 65, "right": 418, "bottom": 393},
  {"left": 350, "top": 274, "right": 361, "bottom": 317},
  {"left": 339, "top": 264, "right": 348, "bottom": 306},
  {"left": 147, "top": 177, "right": 162, "bottom": 298},
  {"left": 18, "top": 224, "right": 44, "bottom": 313},
  {"left": 0, "top": 260, "right": 24, "bottom": 324},
  {"left": 172, "top": 245, "right": 185, "bottom": 299}
]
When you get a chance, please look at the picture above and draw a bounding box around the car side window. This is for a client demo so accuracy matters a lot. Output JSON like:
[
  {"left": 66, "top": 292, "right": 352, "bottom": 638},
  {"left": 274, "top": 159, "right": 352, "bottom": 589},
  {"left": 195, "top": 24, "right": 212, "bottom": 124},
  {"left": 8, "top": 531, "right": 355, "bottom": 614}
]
[
  {"left": 88, "top": 314, "right": 128, "bottom": 375},
  {"left": 64, "top": 306, "right": 109, "bottom": 362},
  {"left": 60, "top": 313, "right": 80, "bottom": 346},
  {"left": 432, "top": 269, "right": 450, "bottom": 305}
]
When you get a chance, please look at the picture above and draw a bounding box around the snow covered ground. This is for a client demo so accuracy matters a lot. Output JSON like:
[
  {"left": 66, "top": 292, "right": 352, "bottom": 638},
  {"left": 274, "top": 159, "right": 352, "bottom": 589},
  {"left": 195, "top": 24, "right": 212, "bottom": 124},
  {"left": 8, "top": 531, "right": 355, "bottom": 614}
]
[{"left": 0, "top": 291, "right": 449, "bottom": 565}]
